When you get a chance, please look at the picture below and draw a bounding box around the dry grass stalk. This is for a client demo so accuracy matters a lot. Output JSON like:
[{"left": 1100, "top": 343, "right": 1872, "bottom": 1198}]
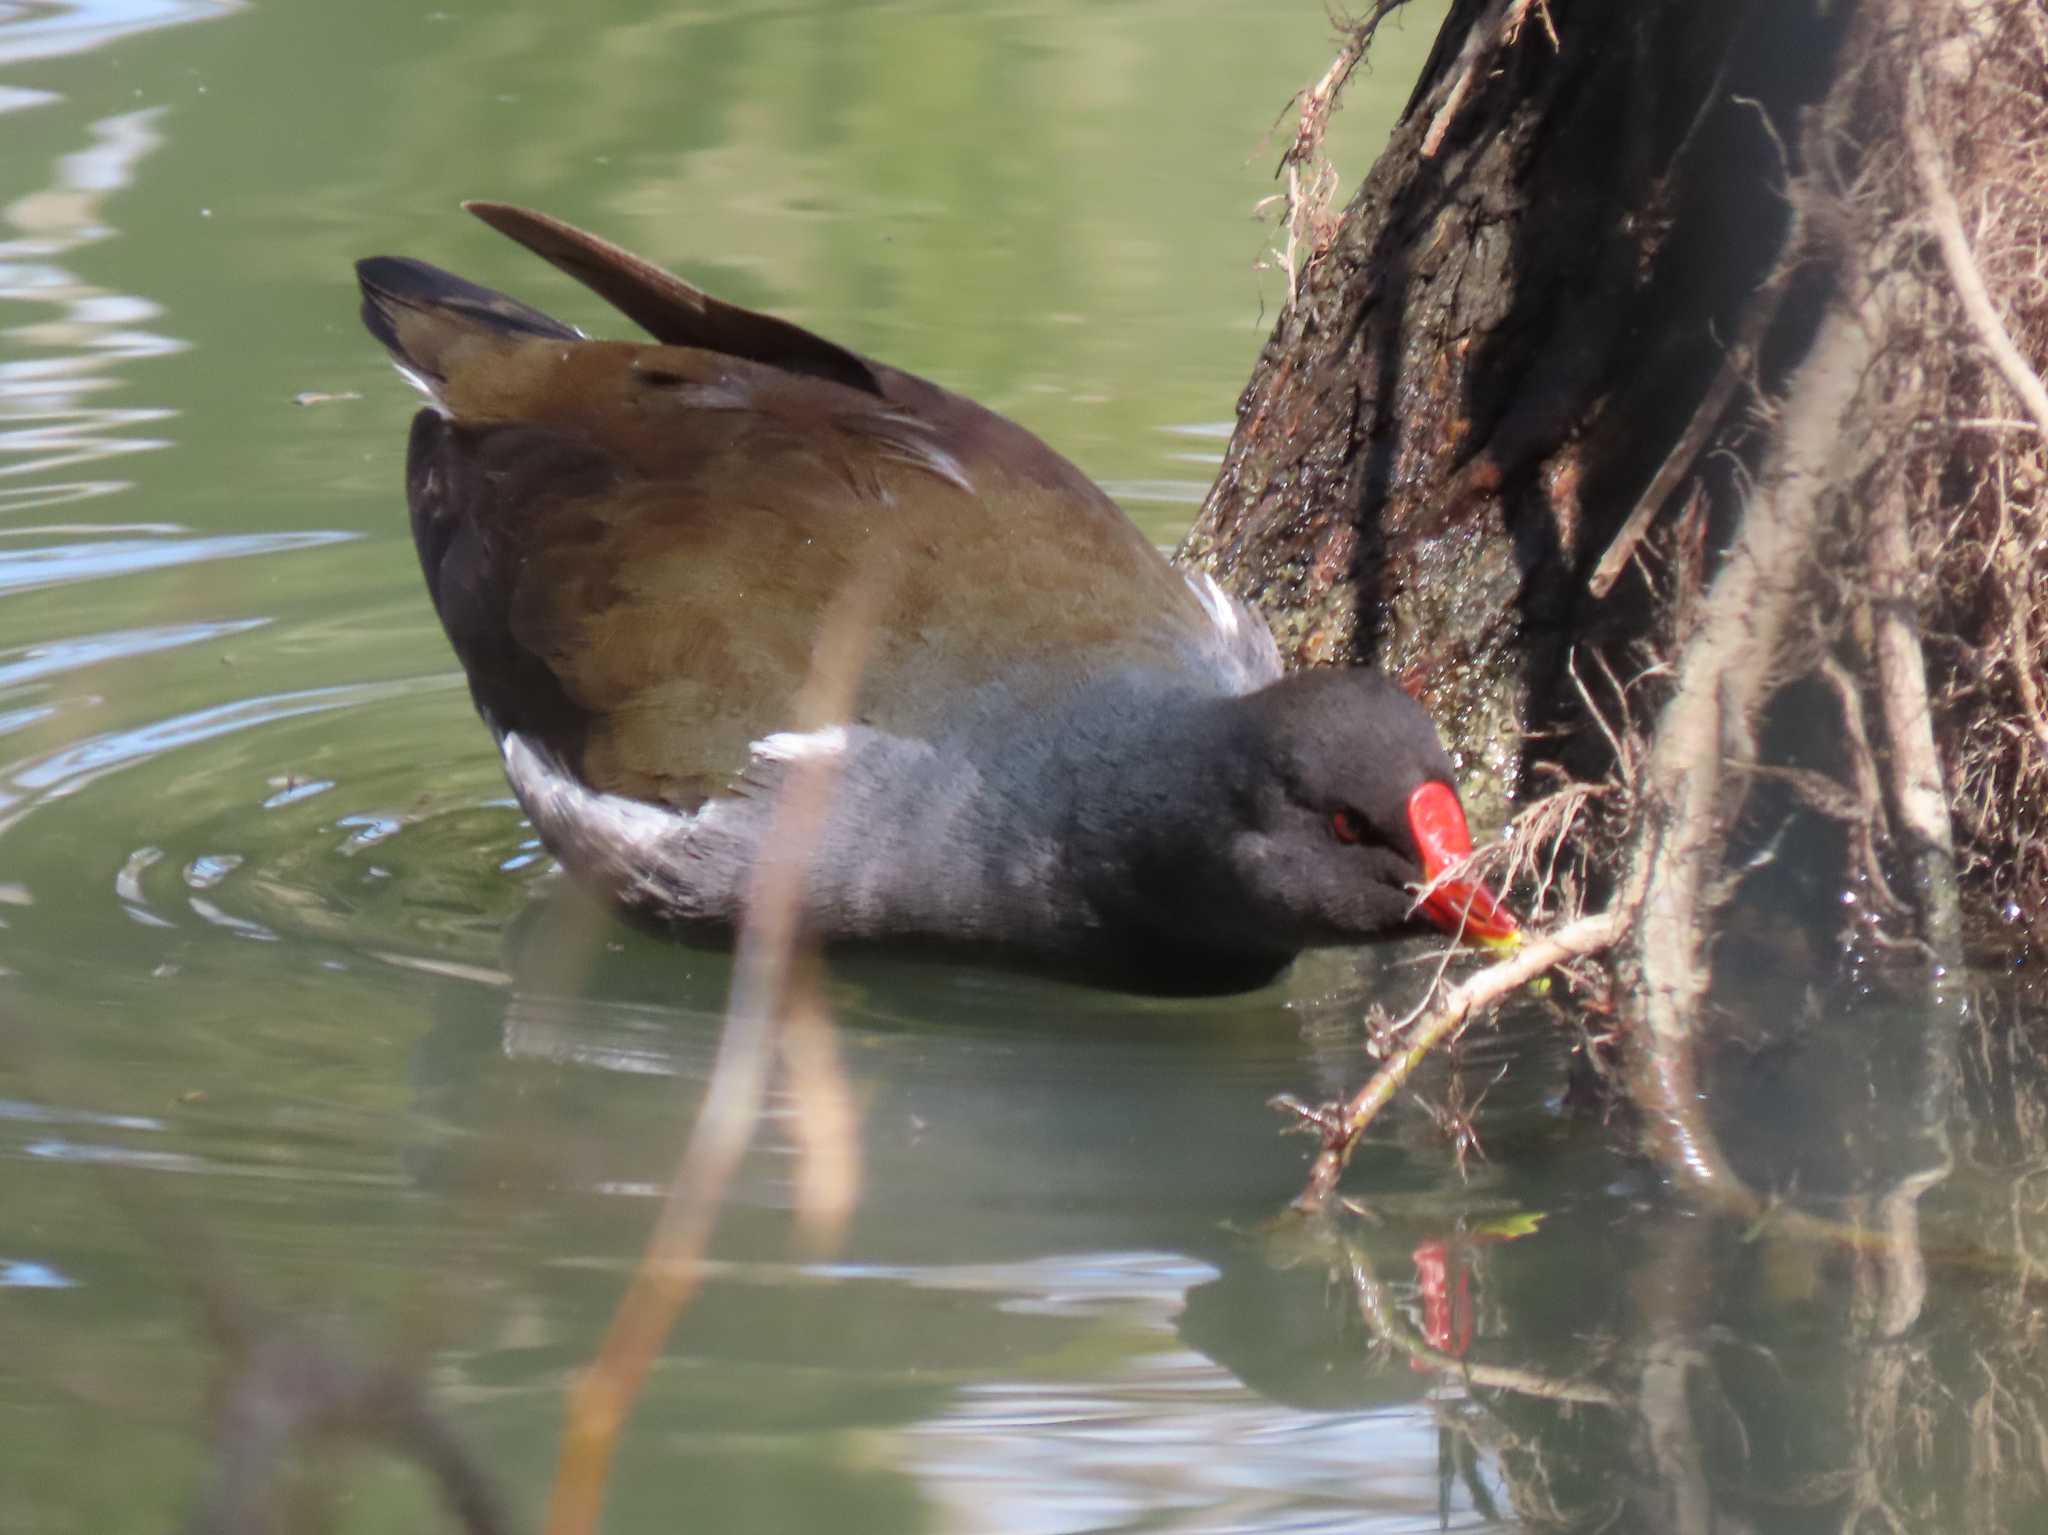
[
  {"left": 1904, "top": 53, "right": 2048, "bottom": 442},
  {"left": 544, "top": 579, "right": 877, "bottom": 1535}
]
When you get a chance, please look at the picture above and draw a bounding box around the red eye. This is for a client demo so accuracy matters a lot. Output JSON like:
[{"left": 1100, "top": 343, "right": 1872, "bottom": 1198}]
[{"left": 1331, "top": 808, "right": 1365, "bottom": 845}]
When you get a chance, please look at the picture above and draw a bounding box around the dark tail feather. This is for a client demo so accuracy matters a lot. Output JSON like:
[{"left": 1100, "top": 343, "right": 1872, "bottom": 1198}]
[
  {"left": 463, "top": 201, "right": 883, "bottom": 397},
  {"left": 355, "top": 256, "right": 579, "bottom": 388}
]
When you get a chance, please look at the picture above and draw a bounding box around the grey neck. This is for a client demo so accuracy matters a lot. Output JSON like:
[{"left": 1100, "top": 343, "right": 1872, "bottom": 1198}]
[{"left": 790, "top": 669, "right": 1272, "bottom": 974}]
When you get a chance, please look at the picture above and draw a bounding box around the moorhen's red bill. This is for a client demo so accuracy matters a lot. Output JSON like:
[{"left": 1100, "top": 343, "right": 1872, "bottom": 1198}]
[{"left": 357, "top": 204, "right": 1517, "bottom": 993}]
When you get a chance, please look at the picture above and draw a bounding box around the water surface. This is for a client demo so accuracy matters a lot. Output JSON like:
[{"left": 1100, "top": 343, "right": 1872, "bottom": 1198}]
[{"left": 3, "top": 4, "right": 2045, "bottom": 1533}]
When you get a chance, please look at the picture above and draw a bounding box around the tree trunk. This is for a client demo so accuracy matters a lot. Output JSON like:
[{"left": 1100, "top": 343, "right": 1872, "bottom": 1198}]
[
  {"left": 1184, "top": 0, "right": 1855, "bottom": 824},
  {"left": 1182, "top": 0, "right": 2047, "bottom": 1073}
]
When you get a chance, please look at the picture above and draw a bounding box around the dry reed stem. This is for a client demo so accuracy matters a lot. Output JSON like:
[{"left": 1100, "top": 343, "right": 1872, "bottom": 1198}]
[
  {"left": 780, "top": 952, "right": 862, "bottom": 1254},
  {"left": 545, "top": 579, "right": 878, "bottom": 1535}
]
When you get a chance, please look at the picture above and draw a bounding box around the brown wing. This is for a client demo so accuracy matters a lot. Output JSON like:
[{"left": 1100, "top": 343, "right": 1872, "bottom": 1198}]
[
  {"left": 369, "top": 215, "right": 1218, "bottom": 811},
  {"left": 459, "top": 200, "right": 1169, "bottom": 505}
]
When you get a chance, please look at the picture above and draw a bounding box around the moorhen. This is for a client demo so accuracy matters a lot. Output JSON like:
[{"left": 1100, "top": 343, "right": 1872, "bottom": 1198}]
[{"left": 356, "top": 204, "right": 1516, "bottom": 994}]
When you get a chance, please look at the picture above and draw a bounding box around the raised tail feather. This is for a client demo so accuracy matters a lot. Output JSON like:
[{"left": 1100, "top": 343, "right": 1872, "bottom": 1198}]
[
  {"left": 355, "top": 255, "right": 581, "bottom": 394},
  {"left": 462, "top": 200, "right": 883, "bottom": 396}
]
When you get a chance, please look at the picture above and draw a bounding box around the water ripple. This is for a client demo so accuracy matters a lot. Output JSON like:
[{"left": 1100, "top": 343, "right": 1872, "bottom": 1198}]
[
  {"left": 0, "top": 97, "right": 187, "bottom": 514},
  {"left": 0, "top": 1258, "right": 76, "bottom": 1288},
  {"left": 0, "top": 528, "right": 355, "bottom": 594},
  {"left": 0, "top": 616, "right": 267, "bottom": 689},
  {"left": 0, "top": 0, "right": 241, "bottom": 73},
  {"left": 0, "top": 674, "right": 454, "bottom": 834}
]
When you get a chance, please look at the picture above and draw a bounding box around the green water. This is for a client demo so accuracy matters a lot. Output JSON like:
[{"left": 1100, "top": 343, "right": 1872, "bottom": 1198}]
[{"left": 4, "top": 4, "right": 2046, "bottom": 1533}]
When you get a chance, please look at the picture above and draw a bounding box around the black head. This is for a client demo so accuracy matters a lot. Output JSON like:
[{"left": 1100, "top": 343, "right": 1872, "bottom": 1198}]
[{"left": 1196, "top": 669, "right": 1516, "bottom": 954}]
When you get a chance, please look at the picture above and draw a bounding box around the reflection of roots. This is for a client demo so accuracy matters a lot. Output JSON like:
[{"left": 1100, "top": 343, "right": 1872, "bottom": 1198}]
[{"left": 1313, "top": 1221, "right": 1637, "bottom": 1529}]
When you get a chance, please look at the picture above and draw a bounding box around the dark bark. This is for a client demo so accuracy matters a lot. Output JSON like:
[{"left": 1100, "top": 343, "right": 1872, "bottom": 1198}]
[{"left": 1180, "top": 0, "right": 1848, "bottom": 826}]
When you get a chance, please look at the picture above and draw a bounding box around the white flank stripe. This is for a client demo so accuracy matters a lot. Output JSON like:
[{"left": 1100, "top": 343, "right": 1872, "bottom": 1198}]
[
  {"left": 1189, "top": 570, "right": 1241, "bottom": 641},
  {"left": 753, "top": 725, "right": 848, "bottom": 763}
]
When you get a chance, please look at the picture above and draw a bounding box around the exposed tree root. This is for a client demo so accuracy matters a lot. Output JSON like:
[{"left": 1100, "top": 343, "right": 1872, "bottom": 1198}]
[
  {"left": 1870, "top": 476, "right": 1965, "bottom": 973},
  {"left": 1260, "top": 2, "right": 1416, "bottom": 307},
  {"left": 1623, "top": 279, "right": 1880, "bottom": 1196}
]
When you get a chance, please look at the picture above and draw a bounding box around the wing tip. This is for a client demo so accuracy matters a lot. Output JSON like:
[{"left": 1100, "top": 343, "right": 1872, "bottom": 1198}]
[{"left": 354, "top": 249, "right": 579, "bottom": 388}]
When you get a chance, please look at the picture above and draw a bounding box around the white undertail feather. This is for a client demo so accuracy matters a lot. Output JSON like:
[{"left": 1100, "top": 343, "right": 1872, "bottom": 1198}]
[
  {"left": 501, "top": 732, "right": 692, "bottom": 870},
  {"left": 1184, "top": 569, "right": 1282, "bottom": 692},
  {"left": 392, "top": 361, "right": 448, "bottom": 413},
  {"left": 1188, "top": 570, "right": 1241, "bottom": 641},
  {"left": 753, "top": 725, "right": 849, "bottom": 764}
]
